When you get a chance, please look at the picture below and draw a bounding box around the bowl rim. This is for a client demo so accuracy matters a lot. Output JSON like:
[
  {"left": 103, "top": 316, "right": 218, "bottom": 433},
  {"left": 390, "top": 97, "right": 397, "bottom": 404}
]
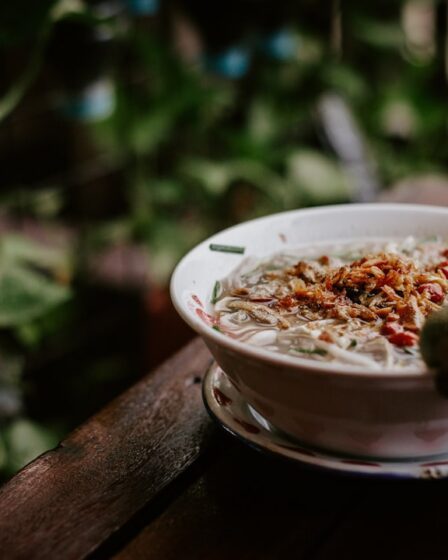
[{"left": 170, "top": 203, "right": 448, "bottom": 381}]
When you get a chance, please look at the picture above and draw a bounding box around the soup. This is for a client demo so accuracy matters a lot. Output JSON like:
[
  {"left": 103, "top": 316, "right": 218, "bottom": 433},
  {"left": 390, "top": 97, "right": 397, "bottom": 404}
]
[{"left": 212, "top": 237, "right": 448, "bottom": 369}]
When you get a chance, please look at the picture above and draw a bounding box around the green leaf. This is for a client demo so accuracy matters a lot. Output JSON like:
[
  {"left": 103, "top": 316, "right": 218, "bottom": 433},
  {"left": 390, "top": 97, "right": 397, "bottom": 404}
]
[
  {"left": 181, "top": 159, "right": 232, "bottom": 196},
  {"left": 0, "top": 265, "right": 71, "bottom": 327},
  {"left": 130, "top": 108, "right": 177, "bottom": 156},
  {"left": 146, "top": 218, "right": 209, "bottom": 285},
  {"left": 0, "top": 32, "right": 48, "bottom": 122},
  {"left": 287, "top": 150, "right": 352, "bottom": 204},
  {"left": 181, "top": 157, "right": 289, "bottom": 208},
  {"left": 1, "top": 235, "right": 71, "bottom": 272},
  {"left": 3, "top": 418, "right": 59, "bottom": 474},
  {"left": 353, "top": 18, "right": 404, "bottom": 50},
  {"left": 247, "top": 100, "right": 280, "bottom": 145},
  {"left": 322, "top": 64, "right": 368, "bottom": 101}
]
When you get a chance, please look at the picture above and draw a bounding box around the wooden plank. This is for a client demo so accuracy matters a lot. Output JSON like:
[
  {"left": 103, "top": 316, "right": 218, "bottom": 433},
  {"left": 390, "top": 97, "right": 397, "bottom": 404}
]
[
  {"left": 0, "top": 338, "right": 215, "bottom": 560},
  {"left": 114, "top": 434, "right": 363, "bottom": 560},
  {"left": 310, "top": 480, "right": 448, "bottom": 560}
]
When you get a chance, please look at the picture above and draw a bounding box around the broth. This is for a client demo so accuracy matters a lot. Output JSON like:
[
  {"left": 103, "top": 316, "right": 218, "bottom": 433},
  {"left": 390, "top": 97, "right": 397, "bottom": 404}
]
[{"left": 212, "top": 237, "right": 448, "bottom": 370}]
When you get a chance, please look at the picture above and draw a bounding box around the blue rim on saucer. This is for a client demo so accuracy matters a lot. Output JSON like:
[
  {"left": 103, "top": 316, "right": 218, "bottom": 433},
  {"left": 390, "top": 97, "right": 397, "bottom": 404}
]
[{"left": 203, "top": 363, "right": 448, "bottom": 480}]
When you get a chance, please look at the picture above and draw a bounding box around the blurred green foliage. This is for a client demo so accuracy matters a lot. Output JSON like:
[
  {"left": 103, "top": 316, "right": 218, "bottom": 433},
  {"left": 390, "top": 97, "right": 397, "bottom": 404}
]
[
  {"left": 0, "top": 418, "right": 61, "bottom": 477},
  {"left": 0, "top": 1, "right": 57, "bottom": 46},
  {"left": 0, "top": 0, "right": 447, "bottom": 478},
  {"left": 0, "top": 236, "right": 71, "bottom": 328},
  {"left": 89, "top": 5, "right": 446, "bottom": 278},
  {"left": 0, "top": 235, "right": 73, "bottom": 479}
]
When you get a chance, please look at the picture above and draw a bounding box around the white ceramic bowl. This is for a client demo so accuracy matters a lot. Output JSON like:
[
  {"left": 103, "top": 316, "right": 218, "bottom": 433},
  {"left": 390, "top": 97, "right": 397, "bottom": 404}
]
[{"left": 170, "top": 204, "right": 448, "bottom": 459}]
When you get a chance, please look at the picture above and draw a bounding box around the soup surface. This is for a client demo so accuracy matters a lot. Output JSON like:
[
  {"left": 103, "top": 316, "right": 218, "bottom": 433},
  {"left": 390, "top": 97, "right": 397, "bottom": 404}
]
[{"left": 212, "top": 237, "right": 448, "bottom": 369}]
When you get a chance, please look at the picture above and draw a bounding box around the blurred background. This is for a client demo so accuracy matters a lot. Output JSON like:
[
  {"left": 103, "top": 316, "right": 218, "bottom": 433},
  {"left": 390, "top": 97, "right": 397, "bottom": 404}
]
[{"left": 0, "top": 0, "right": 447, "bottom": 480}]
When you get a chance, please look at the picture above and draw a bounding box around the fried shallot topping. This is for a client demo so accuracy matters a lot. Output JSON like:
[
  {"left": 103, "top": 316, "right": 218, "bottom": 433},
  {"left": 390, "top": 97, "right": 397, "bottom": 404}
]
[
  {"left": 226, "top": 249, "right": 448, "bottom": 348},
  {"left": 276, "top": 251, "right": 448, "bottom": 346}
]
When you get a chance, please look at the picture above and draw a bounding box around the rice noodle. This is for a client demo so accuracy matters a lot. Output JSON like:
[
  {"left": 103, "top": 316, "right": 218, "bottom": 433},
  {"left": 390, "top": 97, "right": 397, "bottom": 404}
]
[{"left": 213, "top": 237, "right": 448, "bottom": 370}]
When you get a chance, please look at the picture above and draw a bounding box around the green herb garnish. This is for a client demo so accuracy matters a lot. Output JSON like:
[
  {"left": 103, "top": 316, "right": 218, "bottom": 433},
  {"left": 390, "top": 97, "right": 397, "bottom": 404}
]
[
  {"left": 266, "top": 265, "right": 283, "bottom": 271},
  {"left": 349, "top": 339, "right": 357, "bottom": 349},
  {"left": 293, "top": 347, "right": 327, "bottom": 356},
  {"left": 211, "top": 280, "right": 221, "bottom": 304},
  {"left": 209, "top": 243, "right": 245, "bottom": 254},
  {"left": 423, "top": 235, "right": 438, "bottom": 243},
  {"left": 212, "top": 325, "right": 221, "bottom": 332}
]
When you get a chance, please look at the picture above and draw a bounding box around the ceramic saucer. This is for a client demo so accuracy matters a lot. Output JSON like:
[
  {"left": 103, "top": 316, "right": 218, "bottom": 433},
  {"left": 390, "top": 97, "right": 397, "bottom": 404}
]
[{"left": 203, "top": 363, "right": 448, "bottom": 480}]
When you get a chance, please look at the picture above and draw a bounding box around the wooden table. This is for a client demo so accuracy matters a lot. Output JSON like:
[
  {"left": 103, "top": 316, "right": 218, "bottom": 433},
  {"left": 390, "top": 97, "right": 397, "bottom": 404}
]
[
  {"left": 2, "top": 193, "right": 448, "bottom": 559},
  {"left": 1, "top": 337, "right": 448, "bottom": 560}
]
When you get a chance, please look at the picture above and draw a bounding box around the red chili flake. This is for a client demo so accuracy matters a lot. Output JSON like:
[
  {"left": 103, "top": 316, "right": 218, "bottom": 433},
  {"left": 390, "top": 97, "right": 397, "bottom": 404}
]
[
  {"left": 388, "top": 331, "right": 418, "bottom": 347},
  {"left": 319, "top": 331, "right": 332, "bottom": 342},
  {"left": 195, "top": 308, "right": 216, "bottom": 326},
  {"left": 437, "top": 261, "right": 448, "bottom": 279},
  {"left": 381, "top": 322, "right": 402, "bottom": 336},
  {"left": 319, "top": 255, "right": 330, "bottom": 266},
  {"left": 192, "top": 294, "right": 203, "bottom": 308},
  {"left": 442, "top": 249, "right": 448, "bottom": 258},
  {"left": 278, "top": 295, "right": 296, "bottom": 309},
  {"left": 417, "top": 283, "right": 444, "bottom": 303},
  {"left": 386, "top": 312, "right": 400, "bottom": 322}
]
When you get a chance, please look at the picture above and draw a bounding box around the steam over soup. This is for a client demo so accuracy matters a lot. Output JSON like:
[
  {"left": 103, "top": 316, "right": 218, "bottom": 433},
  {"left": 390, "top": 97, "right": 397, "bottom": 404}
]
[{"left": 212, "top": 237, "right": 448, "bottom": 369}]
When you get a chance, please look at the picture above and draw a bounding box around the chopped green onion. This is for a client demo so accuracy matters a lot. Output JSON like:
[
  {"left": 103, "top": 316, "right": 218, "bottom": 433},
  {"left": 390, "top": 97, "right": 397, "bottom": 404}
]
[
  {"left": 211, "top": 281, "right": 221, "bottom": 304},
  {"left": 209, "top": 243, "right": 245, "bottom": 254},
  {"left": 293, "top": 347, "right": 327, "bottom": 356},
  {"left": 212, "top": 325, "right": 221, "bottom": 332},
  {"left": 266, "top": 265, "right": 283, "bottom": 271},
  {"left": 349, "top": 339, "right": 357, "bottom": 349}
]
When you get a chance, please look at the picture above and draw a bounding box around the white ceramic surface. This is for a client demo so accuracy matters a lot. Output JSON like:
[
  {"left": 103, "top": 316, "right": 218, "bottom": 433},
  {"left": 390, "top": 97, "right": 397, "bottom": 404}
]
[
  {"left": 170, "top": 204, "right": 448, "bottom": 458},
  {"left": 204, "top": 363, "right": 448, "bottom": 479}
]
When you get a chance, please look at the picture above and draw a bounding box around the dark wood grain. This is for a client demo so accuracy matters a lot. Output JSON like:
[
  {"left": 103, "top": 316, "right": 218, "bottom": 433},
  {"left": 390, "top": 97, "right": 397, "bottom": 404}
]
[
  {"left": 310, "top": 479, "right": 448, "bottom": 560},
  {"left": 0, "top": 338, "right": 215, "bottom": 560},
  {"left": 114, "top": 434, "right": 365, "bottom": 560}
]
